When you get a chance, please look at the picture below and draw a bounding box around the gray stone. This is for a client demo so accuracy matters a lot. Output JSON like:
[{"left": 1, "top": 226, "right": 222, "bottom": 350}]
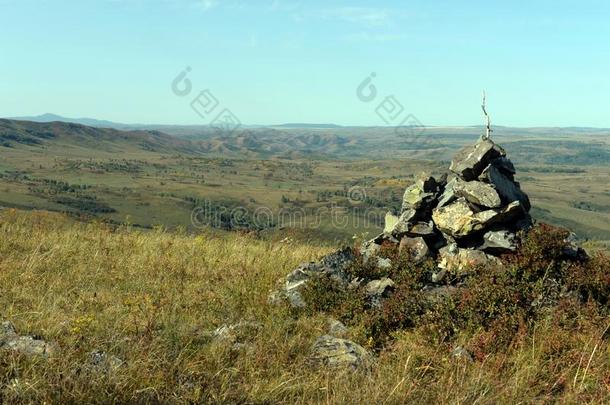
[
  {"left": 422, "top": 285, "right": 460, "bottom": 304},
  {"left": 406, "top": 221, "right": 435, "bottom": 237},
  {"left": 401, "top": 175, "right": 439, "bottom": 212},
  {"left": 384, "top": 209, "right": 418, "bottom": 237},
  {"left": 310, "top": 335, "right": 372, "bottom": 369},
  {"left": 366, "top": 278, "right": 395, "bottom": 308},
  {"left": 450, "top": 139, "right": 506, "bottom": 181},
  {"left": 0, "top": 321, "right": 17, "bottom": 344},
  {"left": 437, "top": 177, "right": 458, "bottom": 208},
  {"left": 438, "top": 246, "right": 501, "bottom": 274},
  {"left": 328, "top": 319, "right": 349, "bottom": 337},
  {"left": 453, "top": 179, "right": 502, "bottom": 208},
  {"left": 89, "top": 350, "right": 124, "bottom": 372},
  {"left": 433, "top": 199, "right": 526, "bottom": 238},
  {"left": 399, "top": 236, "right": 430, "bottom": 262},
  {"left": 482, "top": 230, "right": 517, "bottom": 253},
  {"left": 3, "top": 336, "right": 54, "bottom": 357},
  {"left": 479, "top": 164, "right": 531, "bottom": 211},
  {"left": 376, "top": 257, "right": 392, "bottom": 270},
  {"left": 452, "top": 346, "right": 474, "bottom": 362},
  {"left": 0, "top": 321, "right": 54, "bottom": 357},
  {"left": 279, "top": 248, "right": 355, "bottom": 308}
]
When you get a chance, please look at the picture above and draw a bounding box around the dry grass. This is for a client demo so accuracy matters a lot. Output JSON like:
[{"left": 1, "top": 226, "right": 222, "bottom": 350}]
[{"left": 1, "top": 209, "right": 610, "bottom": 404}]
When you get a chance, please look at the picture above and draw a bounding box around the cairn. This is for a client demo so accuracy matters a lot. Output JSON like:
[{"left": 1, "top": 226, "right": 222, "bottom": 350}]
[{"left": 273, "top": 137, "right": 533, "bottom": 309}]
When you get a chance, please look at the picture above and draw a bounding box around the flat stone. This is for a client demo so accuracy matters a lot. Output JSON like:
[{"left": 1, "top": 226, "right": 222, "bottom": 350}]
[
  {"left": 399, "top": 236, "right": 430, "bottom": 262},
  {"left": 479, "top": 164, "right": 531, "bottom": 211},
  {"left": 366, "top": 278, "right": 395, "bottom": 297},
  {"left": 310, "top": 335, "right": 372, "bottom": 369},
  {"left": 3, "top": 336, "right": 55, "bottom": 357},
  {"left": 449, "top": 139, "right": 506, "bottom": 181},
  {"left": 437, "top": 177, "right": 458, "bottom": 208},
  {"left": 453, "top": 179, "right": 502, "bottom": 208},
  {"left": 406, "top": 221, "right": 435, "bottom": 237},
  {"left": 482, "top": 230, "right": 517, "bottom": 253}
]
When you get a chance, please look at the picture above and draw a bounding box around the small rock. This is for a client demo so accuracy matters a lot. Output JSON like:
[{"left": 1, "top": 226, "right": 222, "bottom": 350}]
[
  {"left": 401, "top": 175, "right": 439, "bottom": 212},
  {"left": 0, "top": 321, "right": 54, "bottom": 357},
  {"left": 399, "top": 236, "right": 430, "bottom": 262},
  {"left": 0, "top": 321, "right": 17, "bottom": 344},
  {"left": 4, "top": 336, "right": 54, "bottom": 357},
  {"left": 384, "top": 210, "right": 417, "bottom": 237},
  {"left": 89, "top": 350, "right": 124, "bottom": 372},
  {"left": 438, "top": 247, "right": 500, "bottom": 274},
  {"left": 482, "top": 230, "right": 517, "bottom": 253},
  {"left": 366, "top": 278, "right": 395, "bottom": 308},
  {"left": 328, "top": 319, "right": 349, "bottom": 337},
  {"left": 310, "top": 335, "right": 372, "bottom": 369},
  {"left": 406, "top": 221, "right": 435, "bottom": 237},
  {"left": 437, "top": 177, "right": 458, "bottom": 208},
  {"left": 376, "top": 257, "right": 392, "bottom": 270},
  {"left": 452, "top": 346, "right": 473, "bottom": 362}
]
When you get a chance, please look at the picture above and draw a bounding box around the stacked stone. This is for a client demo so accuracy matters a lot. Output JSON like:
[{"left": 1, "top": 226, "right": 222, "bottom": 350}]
[
  {"left": 362, "top": 138, "right": 532, "bottom": 274},
  {"left": 273, "top": 138, "right": 533, "bottom": 312}
]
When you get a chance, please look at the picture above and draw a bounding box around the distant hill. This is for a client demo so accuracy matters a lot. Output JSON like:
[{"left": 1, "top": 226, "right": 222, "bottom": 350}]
[
  {"left": 274, "top": 123, "right": 343, "bottom": 129},
  {"left": 0, "top": 118, "right": 203, "bottom": 155},
  {"left": 7, "top": 113, "right": 132, "bottom": 129}
]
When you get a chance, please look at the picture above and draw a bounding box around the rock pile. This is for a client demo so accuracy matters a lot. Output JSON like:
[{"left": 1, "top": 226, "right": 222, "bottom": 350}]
[
  {"left": 367, "top": 137, "right": 532, "bottom": 276},
  {"left": 271, "top": 138, "right": 536, "bottom": 368}
]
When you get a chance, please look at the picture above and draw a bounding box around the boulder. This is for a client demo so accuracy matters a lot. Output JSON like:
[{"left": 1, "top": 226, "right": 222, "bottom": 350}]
[
  {"left": 479, "top": 164, "right": 531, "bottom": 211},
  {"left": 449, "top": 139, "right": 506, "bottom": 181},
  {"left": 453, "top": 179, "right": 502, "bottom": 208},
  {"left": 310, "top": 335, "right": 372, "bottom": 369},
  {"left": 399, "top": 236, "right": 430, "bottom": 262}
]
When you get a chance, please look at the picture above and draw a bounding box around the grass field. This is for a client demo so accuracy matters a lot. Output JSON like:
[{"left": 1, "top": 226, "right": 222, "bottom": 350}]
[{"left": 1, "top": 209, "right": 610, "bottom": 403}]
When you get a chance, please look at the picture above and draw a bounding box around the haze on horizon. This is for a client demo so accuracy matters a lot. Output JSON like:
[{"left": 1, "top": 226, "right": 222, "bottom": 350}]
[{"left": 2, "top": 0, "right": 609, "bottom": 128}]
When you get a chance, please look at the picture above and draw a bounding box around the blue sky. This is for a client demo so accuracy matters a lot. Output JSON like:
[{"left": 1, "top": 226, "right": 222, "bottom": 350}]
[{"left": 1, "top": 0, "right": 609, "bottom": 127}]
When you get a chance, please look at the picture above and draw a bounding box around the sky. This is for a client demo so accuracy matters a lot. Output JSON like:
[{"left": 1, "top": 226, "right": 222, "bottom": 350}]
[{"left": 1, "top": 0, "right": 610, "bottom": 127}]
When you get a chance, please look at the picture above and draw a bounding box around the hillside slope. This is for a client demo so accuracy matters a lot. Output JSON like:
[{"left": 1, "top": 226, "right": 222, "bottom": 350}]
[{"left": 0, "top": 209, "right": 609, "bottom": 403}]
